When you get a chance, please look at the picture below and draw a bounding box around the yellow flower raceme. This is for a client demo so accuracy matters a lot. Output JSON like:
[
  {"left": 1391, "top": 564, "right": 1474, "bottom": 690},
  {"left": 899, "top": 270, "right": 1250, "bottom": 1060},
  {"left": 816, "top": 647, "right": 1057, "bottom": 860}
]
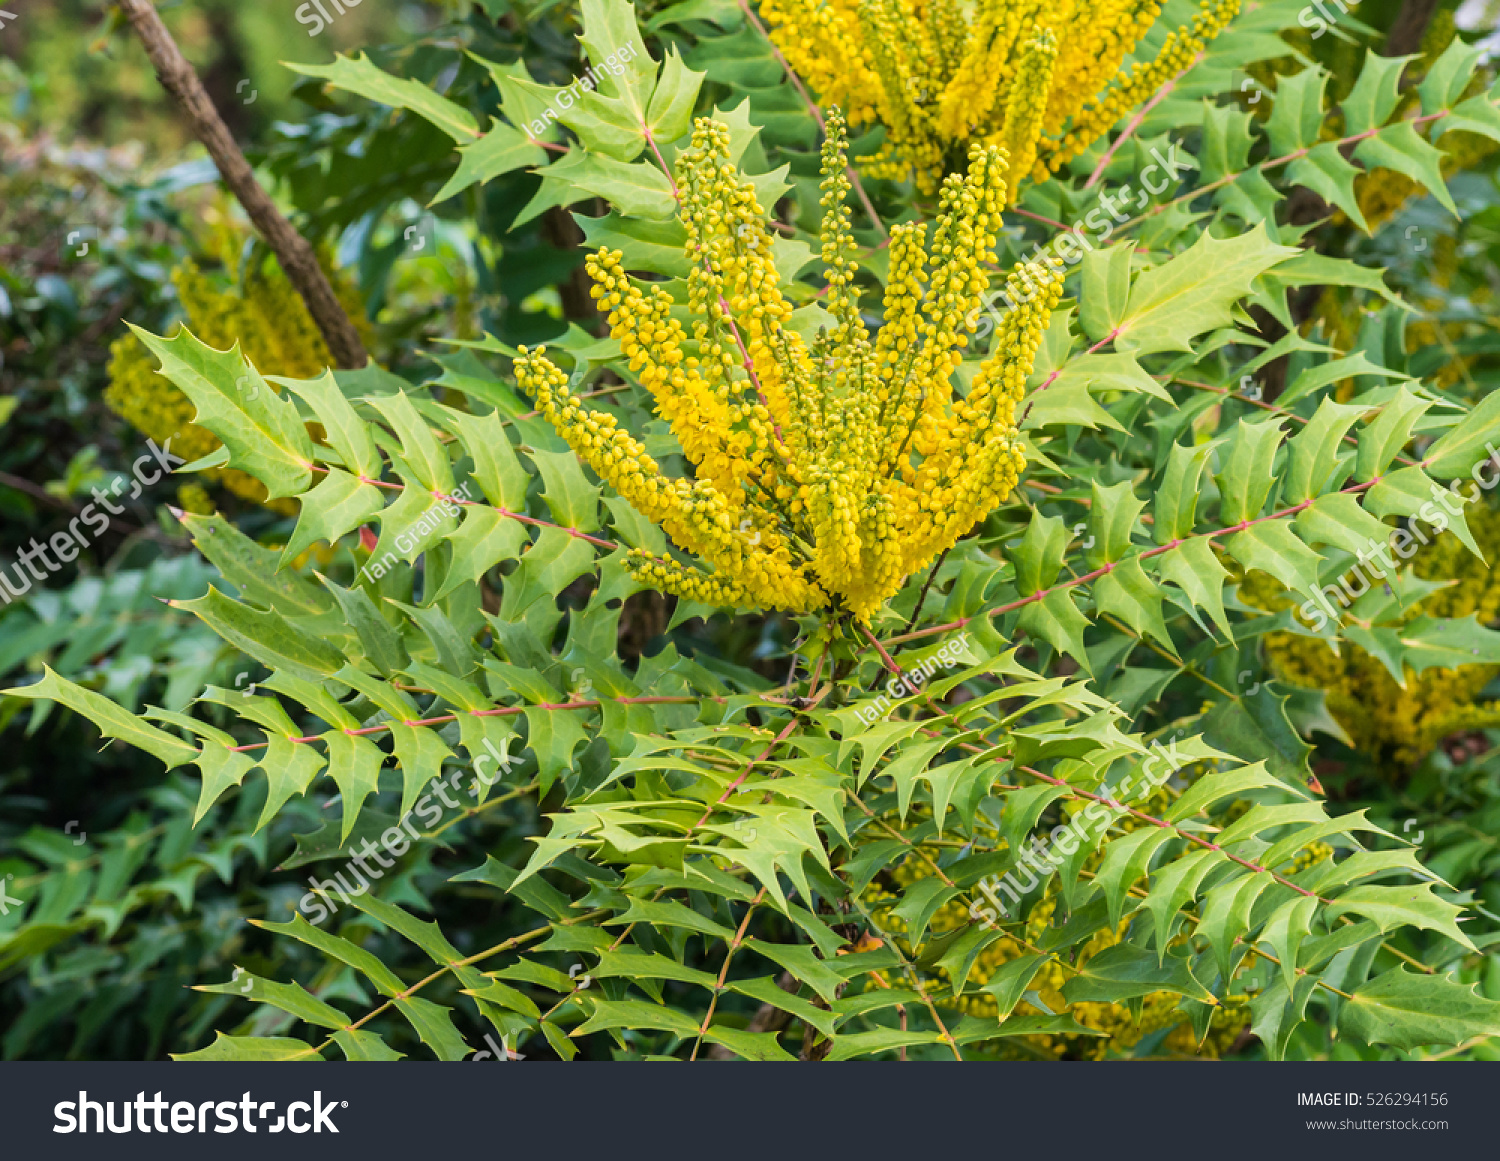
[
  {"left": 517, "top": 114, "right": 1061, "bottom": 622},
  {"left": 760, "top": 0, "right": 1240, "bottom": 195}
]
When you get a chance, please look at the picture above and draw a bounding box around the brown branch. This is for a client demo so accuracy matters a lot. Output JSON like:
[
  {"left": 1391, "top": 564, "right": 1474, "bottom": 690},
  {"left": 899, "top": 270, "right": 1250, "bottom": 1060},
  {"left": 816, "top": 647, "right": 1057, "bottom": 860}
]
[{"left": 115, "top": 0, "right": 368, "bottom": 370}]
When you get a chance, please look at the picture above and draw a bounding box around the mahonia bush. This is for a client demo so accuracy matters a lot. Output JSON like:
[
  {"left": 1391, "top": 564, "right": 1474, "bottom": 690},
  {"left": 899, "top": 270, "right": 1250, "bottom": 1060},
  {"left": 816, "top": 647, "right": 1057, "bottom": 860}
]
[
  {"left": 757, "top": 0, "right": 1241, "bottom": 193},
  {"left": 516, "top": 113, "right": 1060, "bottom": 621},
  {"left": 14, "top": 0, "right": 1500, "bottom": 1065}
]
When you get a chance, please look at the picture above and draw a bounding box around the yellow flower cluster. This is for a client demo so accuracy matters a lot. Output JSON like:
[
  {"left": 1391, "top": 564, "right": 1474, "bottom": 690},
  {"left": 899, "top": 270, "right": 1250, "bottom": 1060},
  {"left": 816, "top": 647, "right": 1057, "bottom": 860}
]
[
  {"left": 1245, "top": 506, "right": 1500, "bottom": 767},
  {"left": 517, "top": 115, "right": 1061, "bottom": 622},
  {"left": 106, "top": 244, "right": 368, "bottom": 512},
  {"left": 758, "top": 0, "right": 1241, "bottom": 194}
]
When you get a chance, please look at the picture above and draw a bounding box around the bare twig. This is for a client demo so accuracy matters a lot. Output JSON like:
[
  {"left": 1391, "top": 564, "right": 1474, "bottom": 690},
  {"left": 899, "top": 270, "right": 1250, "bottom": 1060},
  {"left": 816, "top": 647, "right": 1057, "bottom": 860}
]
[{"left": 115, "top": 0, "right": 368, "bottom": 369}]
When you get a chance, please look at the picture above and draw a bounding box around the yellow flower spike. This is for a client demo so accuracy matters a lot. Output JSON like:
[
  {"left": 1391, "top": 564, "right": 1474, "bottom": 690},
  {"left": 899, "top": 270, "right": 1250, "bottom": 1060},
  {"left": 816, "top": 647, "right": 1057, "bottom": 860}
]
[
  {"left": 761, "top": 0, "right": 1237, "bottom": 197},
  {"left": 996, "top": 29, "right": 1058, "bottom": 190},
  {"left": 521, "top": 117, "right": 1058, "bottom": 623}
]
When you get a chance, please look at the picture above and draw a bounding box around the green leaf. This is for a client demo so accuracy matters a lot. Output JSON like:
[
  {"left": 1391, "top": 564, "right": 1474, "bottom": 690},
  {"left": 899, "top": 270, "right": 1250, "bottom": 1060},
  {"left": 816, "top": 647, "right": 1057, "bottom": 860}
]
[
  {"left": 130, "top": 325, "right": 314, "bottom": 500},
  {"left": 1154, "top": 441, "right": 1216, "bottom": 543},
  {"left": 978, "top": 953, "right": 1046, "bottom": 1019},
  {"left": 646, "top": 47, "right": 703, "bottom": 143},
  {"left": 177, "top": 586, "right": 345, "bottom": 682},
  {"left": 1356, "top": 386, "right": 1430, "bottom": 481},
  {"left": 1143, "top": 848, "right": 1222, "bottom": 963},
  {"left": 1087, "top": 480, "right": 1145, "bottom": 566},
  {"left": 1339, "top": 966, "right": 1500, "bottom": 1050},
  {"left": 333, "top": 1029, "right": 405, "bottom": 1061},
  {"left": 1094, "top": 826, "right": 1176, "bottom": 928},
  {"left": 1284, "top": 399, "right": 1366, "bottom": 504},
  {"left": 281, "top": 369, "right": 383, "bottom": 478},
  {"left": 189, "top": 739, "right": 256, "bottom": 825},
  {"left": 1324, "top": 883, "right": 1477, "bottom": 952},
  {"left": 1013, "top": 512, "right": 1068, "bottom": 594},
  {"left": 538, "top": 150, "right": 676, "bottom": 219},
  {"left": 288, "top": 53, "right": 480, "bottom": 141},
  {"left": 1265, "top": 67, "right": 1329, "bottom": 156},
  {"left": 572, "top": 997, "right": 701, "bottom": 1038},
  {"left": 280, "top": 468, "right": 386, "bottom": 568},
  {"left": 319, "top": 576, "right": 409, "bottom": 677},
  {"left": 1363, "top": 466, "right": 1483, "bottom": 559},
  {"left": 1197, "top": 870, "right": 1276, "bottom": 980},
  {"left": 171, "top": 1033, "right": 321, "bottom": 1062},
  {"left": 1293, "top": 492, "right": 1393, "bottom": 558},
  {"left": 322, "top": 730, "right": 387, "bottom": 841},
  {"left": 1154, "top": 538, "right": 1232, "bottom": 639},
  {"left": 435, "top": 507, "right": 527, "bottom": 601},
  {"left": 6, "top": 666, "right": 199, "bottom": 769},
  {"left": 1353, "top": 120, "right": 1458, "bottom": 217},
  {"left": 523, "top": 704, "right": 590, "bottom": 794},
  {"left": 1342, "top": 51, "right": 1413, "bottom": 134},
  {"left": 1215, "top": 415, "right": 1286, "bottom": 525},
  {"left": 1094, "top": 556, "right": 1172, "bottom": 648},
  {"left": 1416, "top": 37, "right": 1486, "bottom": 116},
  {"left": 432, "top": 123, "right": 548, "bottom": 203},
  {"left": 366, "top": 391, "right": 455, "bottom": 495},
  {"left": 435, "top": 404, "right": 531, "bottom": 509},
  {"left": 257, "top": 735, "right": 328, "bottom": 830},
  {"left": 1016, "top": 590, "right": 1093, "bottom": 674},
  {"left": 1286, "top": 143, "right": 1369, "bottom": 233},
  {"left": 1257, "top": 894, "right": 1319, "bottom": 993},
  {"left": 196, "top": 970, "right": 349, "bottom": 1029},
  {"left": 255, "top": 914, "right": 409, "bottom": 996},
  {"left": 1079, "top": 243, "right": 1134, "bottom": 343},
  {"left": 1061, "top": 944, "right": 1216, "bottom": 1004},
  {"left": 744, "top": 938, "right": 845, "bottom": 1004},
  {"left": 1422, "top": 388, "right": 1500, "bottom": 479},
  {"left": 528, "top": 446, "right": 603, "bottom": 531},
  {"left": 1167, "top": 761, "right": 1293, "bottom": 822},
  {"left": 1224, "top": 522, "right": 1324, "bottom": 598}
]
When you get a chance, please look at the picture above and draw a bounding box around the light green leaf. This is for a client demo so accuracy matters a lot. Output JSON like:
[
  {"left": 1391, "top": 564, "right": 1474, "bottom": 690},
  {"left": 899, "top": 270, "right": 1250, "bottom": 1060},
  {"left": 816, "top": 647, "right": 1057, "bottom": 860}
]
[
  {"left": 131, "top": 325, "right": 314, "bottom": 500},
  {"left": 289, "top": 53, "right": 480, "bottom": 141},
  {"left": 1264, "top": 67, "right": 1329, "bottom": 156},
  {"left": 5, "top": 666, "right": 199, "bottom": 770},
  {"left": 280, "top": 468, "right": 387, "bottom": 568},
  {"left": 1339, "top": 966, "right": 1500, "bottom": 1050},
  {"left": 432, "top": 123, "right": 548, "bottom": 203},
  {"left": 1343, "top": 51, "right": 1414, "bottom": 134},
  {"left": 171, "top": 1033, "right": 320, "bottom": 1062},
  {"left": 1353, "top": 120, "right": 1458, "bottom": 217},
  {"left": 1224, "top": 521, "right": 1324, "bottom": 598},
  {"left": 1284, "top": 398, "right": 1366, "bottom": 503},
  {"left": 1093, "top": 556, "right": 1173, "bottom": 648},
  {"left": 1215, "top": 415, "right": 1286, "bottom": 525},
  {"left": 1154, "top": 537, "right": 1232, "bottom": 639}
]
